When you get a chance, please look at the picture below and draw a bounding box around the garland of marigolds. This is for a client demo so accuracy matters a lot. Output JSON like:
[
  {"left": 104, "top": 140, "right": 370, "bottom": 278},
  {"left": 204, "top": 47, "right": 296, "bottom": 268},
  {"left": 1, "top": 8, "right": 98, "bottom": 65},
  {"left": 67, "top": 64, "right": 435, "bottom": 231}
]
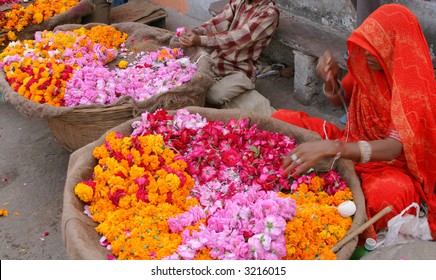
[
  {"left": 74, "top": 109, "right": 354, "bottom": 260},
  {"left": 0, "top": 0, "right": 80, "bottom": 46}
]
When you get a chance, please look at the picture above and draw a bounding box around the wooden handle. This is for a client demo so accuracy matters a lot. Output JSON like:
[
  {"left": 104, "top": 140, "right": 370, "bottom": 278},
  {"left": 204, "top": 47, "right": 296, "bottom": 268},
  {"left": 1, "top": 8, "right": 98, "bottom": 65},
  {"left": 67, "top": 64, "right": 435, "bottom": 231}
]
[{"left": 330, "top": 205, "right": 393, "bottom": 253}]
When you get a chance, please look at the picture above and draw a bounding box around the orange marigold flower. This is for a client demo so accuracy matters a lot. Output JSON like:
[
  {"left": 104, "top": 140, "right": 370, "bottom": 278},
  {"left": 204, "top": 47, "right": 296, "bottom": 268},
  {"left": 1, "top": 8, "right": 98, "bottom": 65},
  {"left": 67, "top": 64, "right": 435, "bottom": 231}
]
[
  {"left": 34, "top": 13, "right": 44, "bottom": 24},
  {"left": 74, "top": 182, "right": 94, "bottom": 203},
  {"left": 7, "top": 31, "right": 17, "bottom": 41},
  {"left": 0, "top": 209, "right": 8, "bottom": 217}
]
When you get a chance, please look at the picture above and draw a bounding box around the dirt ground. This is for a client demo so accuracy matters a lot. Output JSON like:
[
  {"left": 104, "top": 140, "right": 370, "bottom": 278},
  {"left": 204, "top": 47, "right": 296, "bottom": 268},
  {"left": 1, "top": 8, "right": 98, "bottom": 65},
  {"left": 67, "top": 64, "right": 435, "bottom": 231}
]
[{"left": 0, "top": 101, "right": 68, "bottom": 259}]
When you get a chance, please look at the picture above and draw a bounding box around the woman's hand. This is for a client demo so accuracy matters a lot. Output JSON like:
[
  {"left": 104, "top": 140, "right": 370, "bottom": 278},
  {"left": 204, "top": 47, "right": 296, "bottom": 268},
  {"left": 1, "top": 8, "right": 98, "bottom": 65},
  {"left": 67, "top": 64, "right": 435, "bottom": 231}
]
[
  {"left": 179, "top": 30, "right": 201, "bottom": 47},
  {"left": 282, "top": 140, "right": 336, "bottom": 176},
  {"left": 316, "top": 50, "right": 340, "bottom": 95},
  {"left": 282, "top": 138, "right": 403, "bottom": 177}
]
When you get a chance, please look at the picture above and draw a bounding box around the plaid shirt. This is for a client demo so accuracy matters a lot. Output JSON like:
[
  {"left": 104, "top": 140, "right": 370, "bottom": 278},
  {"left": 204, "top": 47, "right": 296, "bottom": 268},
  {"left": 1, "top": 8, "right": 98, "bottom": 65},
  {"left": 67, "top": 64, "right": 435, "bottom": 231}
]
[{"left": 194, "top": 0, "right": 279, "bottom": 81}]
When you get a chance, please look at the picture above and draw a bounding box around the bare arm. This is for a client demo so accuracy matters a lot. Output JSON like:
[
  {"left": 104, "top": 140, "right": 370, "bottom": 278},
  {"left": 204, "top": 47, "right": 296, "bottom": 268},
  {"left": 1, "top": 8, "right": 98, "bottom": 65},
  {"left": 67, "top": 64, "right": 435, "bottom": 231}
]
[{"left": 282, "top": 138, "right": 403, "bottom": 176}]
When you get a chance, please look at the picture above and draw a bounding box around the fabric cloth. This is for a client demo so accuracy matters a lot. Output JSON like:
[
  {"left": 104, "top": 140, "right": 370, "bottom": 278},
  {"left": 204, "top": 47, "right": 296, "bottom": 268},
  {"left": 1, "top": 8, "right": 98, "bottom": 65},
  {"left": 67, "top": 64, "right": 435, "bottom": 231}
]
[
  {"left": 272, "top": 4, "right": 436, "bottom": 239},
  {"left": 193, "top": 0, "right": 279, "bottom": 82},
  {"left": 207, "top": 71, "right": 275, "bottom": 116}
]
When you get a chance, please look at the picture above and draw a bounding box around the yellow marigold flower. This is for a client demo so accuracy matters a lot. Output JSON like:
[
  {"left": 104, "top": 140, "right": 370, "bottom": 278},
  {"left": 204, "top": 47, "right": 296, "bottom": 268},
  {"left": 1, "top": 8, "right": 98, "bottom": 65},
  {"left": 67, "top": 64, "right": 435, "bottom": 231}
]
[
  {"left": 118, "top": 60, "right": 129, "bottom": 69},
  {"left": 34, "top": 13, "right": 44, "bottom": 24},
  {"left": 319, "top": 250, "right": 337, "bottom": 260},
  {"left": 7, "top": 31, "right": 17, "bottom": 41},
  {"left": 74, "top": 182, "right": 94, "bottom": 203},
  {"left": 0, "top": 209, "right": 8, "bottom": 217},
  {"left": 16, "top": 24, "right": 24, "bottom": 32},
  {"left": 309, "top": 176, "right": 324, "bottom": 192}
]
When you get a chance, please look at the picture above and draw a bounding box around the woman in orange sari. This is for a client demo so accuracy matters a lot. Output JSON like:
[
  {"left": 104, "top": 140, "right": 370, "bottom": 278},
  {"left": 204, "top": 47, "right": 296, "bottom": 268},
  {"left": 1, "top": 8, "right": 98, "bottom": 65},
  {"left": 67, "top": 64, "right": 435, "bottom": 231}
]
[{"left": 275, "top": 4, "right": 436, "bottom": 240}]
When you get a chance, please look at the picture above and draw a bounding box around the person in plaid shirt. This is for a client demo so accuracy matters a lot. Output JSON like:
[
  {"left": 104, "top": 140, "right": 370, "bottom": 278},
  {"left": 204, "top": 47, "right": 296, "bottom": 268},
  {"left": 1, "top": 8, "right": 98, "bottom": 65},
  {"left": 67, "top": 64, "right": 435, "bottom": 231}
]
[{"left": 179, "top": 0, "right": 279, "bottom": 116}]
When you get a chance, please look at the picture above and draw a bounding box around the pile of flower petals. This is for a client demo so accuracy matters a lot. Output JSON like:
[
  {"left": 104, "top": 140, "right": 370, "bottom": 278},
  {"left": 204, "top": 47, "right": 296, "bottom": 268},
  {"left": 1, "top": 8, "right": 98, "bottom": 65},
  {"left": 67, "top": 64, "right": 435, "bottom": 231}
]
[
  {"left": 0, "top": 26, "right": 126, "bottom": 106},
  {"left": 0, "top": 25, "right": 197, "bottom": 107},
  {"left": 0, "top": 0, "right": 80, "bottom": 46},
  {"left": 74, "top": 109, "right": 354, "bottom": 260},
  {"left": 64, "top": 47, "right": 197, "bottom": 106}
]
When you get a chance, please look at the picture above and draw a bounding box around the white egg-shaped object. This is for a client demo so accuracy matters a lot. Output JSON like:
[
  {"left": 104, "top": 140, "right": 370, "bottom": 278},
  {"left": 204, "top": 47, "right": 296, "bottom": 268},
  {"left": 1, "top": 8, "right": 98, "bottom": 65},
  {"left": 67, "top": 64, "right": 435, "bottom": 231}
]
[{"left": 337, "top": 200, "right": 357, "bottom": 218}]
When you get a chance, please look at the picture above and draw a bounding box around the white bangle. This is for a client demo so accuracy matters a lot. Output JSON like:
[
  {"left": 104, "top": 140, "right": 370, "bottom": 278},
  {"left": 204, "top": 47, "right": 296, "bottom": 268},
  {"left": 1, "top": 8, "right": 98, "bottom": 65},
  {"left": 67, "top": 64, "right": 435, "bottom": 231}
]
[{"left": 358, "top": 141, "right": 372, "bottom": 164}]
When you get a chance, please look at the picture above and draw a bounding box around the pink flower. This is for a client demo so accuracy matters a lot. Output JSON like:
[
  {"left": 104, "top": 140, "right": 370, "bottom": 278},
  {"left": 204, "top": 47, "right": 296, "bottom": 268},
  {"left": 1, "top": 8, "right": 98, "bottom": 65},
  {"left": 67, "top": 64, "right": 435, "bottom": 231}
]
[
  {"left": 222, "top": 149, "right": 241, "bottom": 167},
  {"left": 248, "top": 233, "right": 271, "bottom": 259},
  {"left": 200, "top": 166, "right": 217, "bottom": 182},
  {"left": 264, "top": 215, "right": 287, "bottom": 238},
  {"left": 100, "top": 236, "right": 109, "bottom": 247},
  {"left": 176, "top": 27, "right": 186, "bottom": 37},
  {"left": 177, "top": 245, "right": 196, "bottom": 260}
]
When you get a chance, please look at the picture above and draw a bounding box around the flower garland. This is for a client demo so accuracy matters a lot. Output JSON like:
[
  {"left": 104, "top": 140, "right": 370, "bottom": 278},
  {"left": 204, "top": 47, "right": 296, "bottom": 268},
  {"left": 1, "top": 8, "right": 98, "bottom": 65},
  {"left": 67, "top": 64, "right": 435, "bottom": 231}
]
[
  {"left": 74, "top": 109, "right": 355, "bottom": 260},
  {"left": 0, "top": 0, "right": 80, "bottom": 46}
]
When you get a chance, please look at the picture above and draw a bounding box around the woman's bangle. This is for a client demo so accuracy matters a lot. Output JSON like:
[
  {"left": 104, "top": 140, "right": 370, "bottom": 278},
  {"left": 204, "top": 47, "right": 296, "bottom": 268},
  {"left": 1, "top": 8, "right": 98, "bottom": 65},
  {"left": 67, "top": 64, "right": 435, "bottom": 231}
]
[{"left": 357, "top": 141, "right": 372, "bottom": 163}]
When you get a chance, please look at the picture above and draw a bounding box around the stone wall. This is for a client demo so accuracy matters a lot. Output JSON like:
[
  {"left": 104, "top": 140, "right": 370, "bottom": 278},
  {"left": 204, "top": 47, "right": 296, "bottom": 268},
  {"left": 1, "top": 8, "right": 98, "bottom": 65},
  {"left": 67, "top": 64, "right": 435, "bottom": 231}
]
[
  {"left": 275, "top": 0, "right": 435, "bottom": 61},
  {"left": 151, "top": 0, "right": 435, "bottom": 56},
  {"left": 150, "top": 0, "right": 214, "bottom": 21}
]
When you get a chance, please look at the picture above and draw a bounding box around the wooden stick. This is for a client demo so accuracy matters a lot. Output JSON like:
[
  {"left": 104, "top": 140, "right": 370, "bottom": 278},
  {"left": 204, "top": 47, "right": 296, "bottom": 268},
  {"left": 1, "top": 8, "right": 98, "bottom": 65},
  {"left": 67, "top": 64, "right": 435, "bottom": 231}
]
[{"left": 330, "top": 205, "right": 393, "bottom": 253}]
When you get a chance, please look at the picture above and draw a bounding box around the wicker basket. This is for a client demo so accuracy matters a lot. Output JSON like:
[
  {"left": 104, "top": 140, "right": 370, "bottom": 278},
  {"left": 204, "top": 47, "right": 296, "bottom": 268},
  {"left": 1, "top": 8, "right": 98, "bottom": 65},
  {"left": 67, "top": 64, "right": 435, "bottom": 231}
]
[
  {"left": 62, "top": 107, "right": 366, "bottom": 260},
  {"left": 46, "top": 94, "right": 206, "bottom": 152},
  {"left": 2, "top": 22, "right": 215, "bottom": 152},
  {"left": 47, "top": 104, "right": 135, "bottom": 153}
]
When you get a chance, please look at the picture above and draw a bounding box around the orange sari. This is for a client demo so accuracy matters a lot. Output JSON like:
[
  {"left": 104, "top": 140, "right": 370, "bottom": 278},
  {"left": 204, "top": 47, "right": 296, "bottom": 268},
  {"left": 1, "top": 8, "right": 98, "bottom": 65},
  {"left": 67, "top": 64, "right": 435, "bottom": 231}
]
[{"left": 273, "top": 4, "right": 436, "bottom": 239}]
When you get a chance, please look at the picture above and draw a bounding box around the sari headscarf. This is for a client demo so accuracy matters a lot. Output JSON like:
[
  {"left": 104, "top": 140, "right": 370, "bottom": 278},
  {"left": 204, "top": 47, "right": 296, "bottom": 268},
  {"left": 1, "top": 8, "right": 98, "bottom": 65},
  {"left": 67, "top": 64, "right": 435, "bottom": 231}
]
[{"left": 346, "top": 4, "right": 436, "bottom": 238}]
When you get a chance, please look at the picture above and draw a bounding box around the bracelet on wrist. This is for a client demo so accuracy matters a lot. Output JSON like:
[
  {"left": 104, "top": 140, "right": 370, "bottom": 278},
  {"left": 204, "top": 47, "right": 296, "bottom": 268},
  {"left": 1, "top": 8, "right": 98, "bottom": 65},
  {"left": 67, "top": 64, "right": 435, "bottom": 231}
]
[{"left": 358, "top": 140, "right": 372, "bottom": 163}]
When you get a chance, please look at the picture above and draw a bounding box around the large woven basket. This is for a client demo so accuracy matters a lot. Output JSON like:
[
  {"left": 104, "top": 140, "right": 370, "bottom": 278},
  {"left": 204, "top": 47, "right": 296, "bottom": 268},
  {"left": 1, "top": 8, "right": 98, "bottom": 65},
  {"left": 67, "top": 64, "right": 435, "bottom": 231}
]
[
  {"left": 2, "top": 22, "right": 215, "bottom": 152},
  {"left": 62, "top": 106, "right": 366, "bottom": 260}
]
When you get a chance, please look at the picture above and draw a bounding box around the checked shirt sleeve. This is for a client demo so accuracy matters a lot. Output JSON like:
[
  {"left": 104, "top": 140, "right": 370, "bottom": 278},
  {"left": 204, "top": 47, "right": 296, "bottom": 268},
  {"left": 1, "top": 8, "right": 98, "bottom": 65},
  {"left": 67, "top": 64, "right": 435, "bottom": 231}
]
[
  {"left": 199, "top": 9, "right": 279, "bottom": 51},
  {"left": 194, "top": 2, "right": 235, "bottom": 35}
]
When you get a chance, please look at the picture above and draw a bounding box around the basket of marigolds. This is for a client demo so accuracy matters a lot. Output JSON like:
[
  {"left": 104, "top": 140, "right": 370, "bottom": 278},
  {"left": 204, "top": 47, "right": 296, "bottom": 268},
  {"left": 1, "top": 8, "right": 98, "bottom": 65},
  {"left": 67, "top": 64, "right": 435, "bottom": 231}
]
[
  {"left": 0, "top": 22, "right": 215, "bottom": 152},
  {"left": 0, "top": 0, "right": 95, "bottom": 50},
  {"left": 62, "top": 106, "right": 366, "bottom": 260}
]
